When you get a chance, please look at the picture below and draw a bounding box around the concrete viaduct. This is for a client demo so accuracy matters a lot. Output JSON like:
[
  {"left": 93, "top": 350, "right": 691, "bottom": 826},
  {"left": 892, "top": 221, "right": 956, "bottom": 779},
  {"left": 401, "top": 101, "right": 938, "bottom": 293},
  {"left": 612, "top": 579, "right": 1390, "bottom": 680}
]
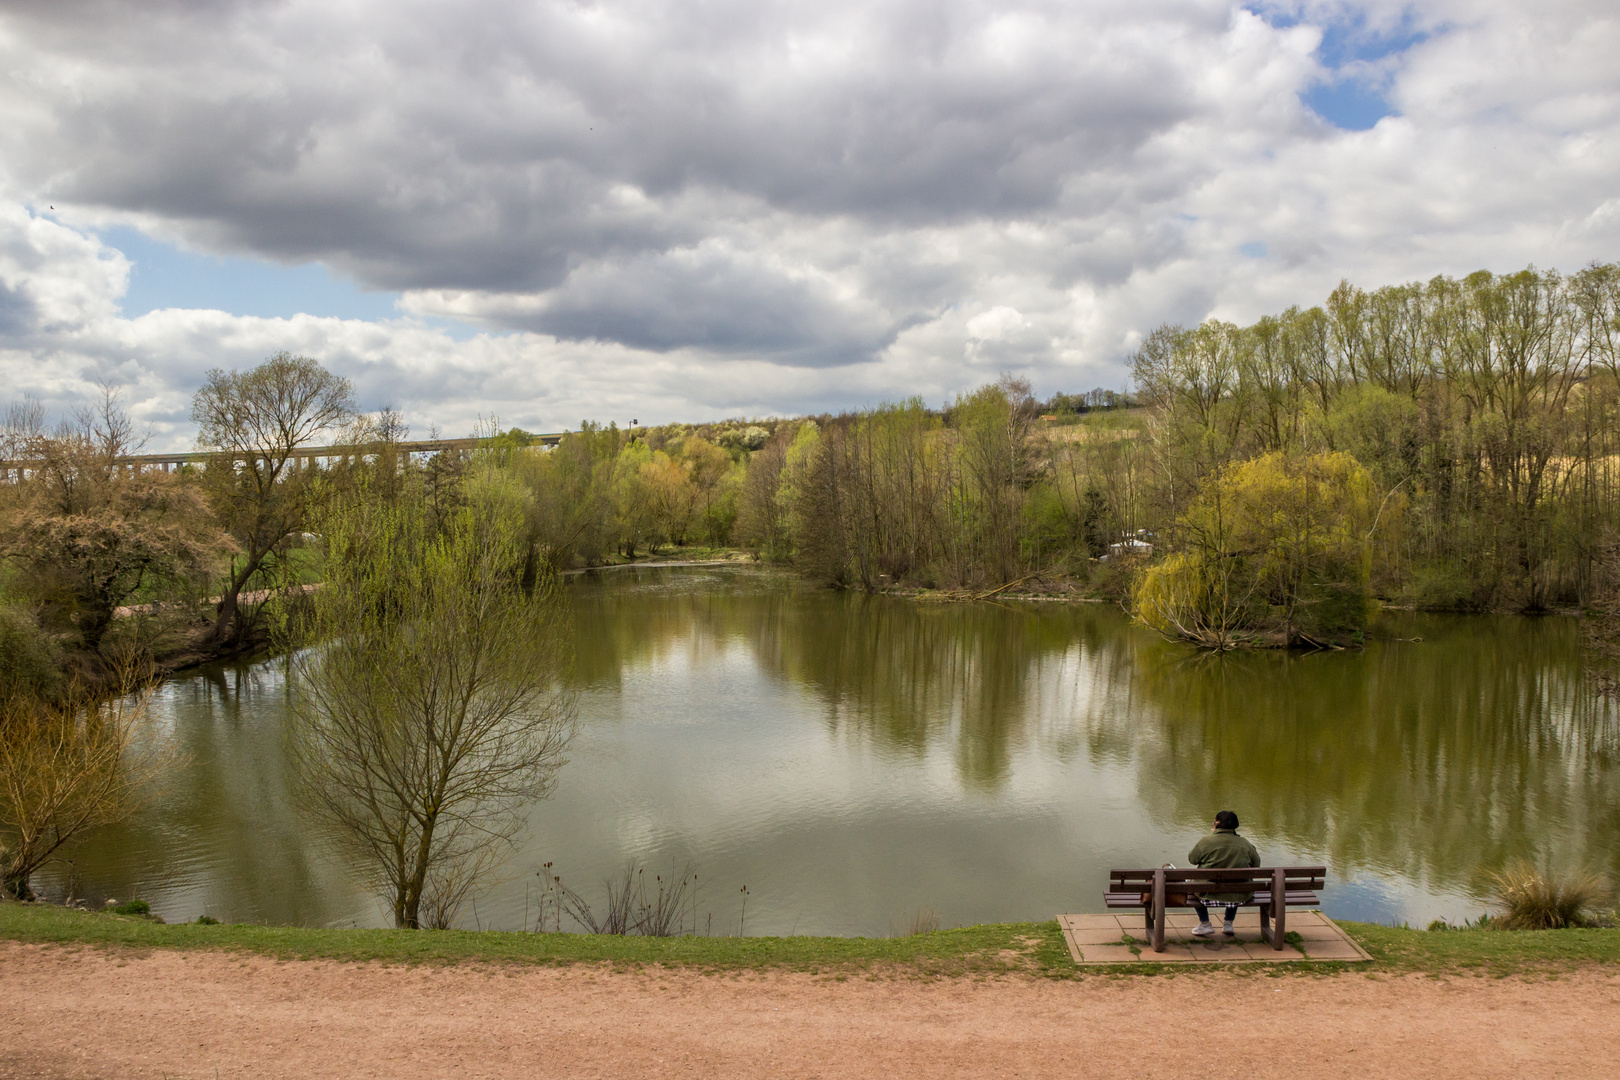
[{"left": 0, "top": 432, "right": 569, "bottom": 483}]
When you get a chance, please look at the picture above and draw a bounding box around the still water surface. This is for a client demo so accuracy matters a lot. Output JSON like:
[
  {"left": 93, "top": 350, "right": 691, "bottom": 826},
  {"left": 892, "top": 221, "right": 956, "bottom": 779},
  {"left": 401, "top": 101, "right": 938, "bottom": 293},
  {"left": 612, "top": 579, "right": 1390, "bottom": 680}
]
[{"left": 44, "top": 567, "right": 1620, "bottom": 934}]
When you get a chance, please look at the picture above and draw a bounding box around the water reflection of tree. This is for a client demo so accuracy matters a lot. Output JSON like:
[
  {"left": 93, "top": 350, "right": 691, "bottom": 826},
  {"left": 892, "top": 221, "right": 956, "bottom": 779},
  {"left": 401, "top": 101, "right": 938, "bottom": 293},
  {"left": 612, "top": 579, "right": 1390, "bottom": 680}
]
[
  {"left": 570, "top": 573, "right": 1620, "bottom": 897},
  {"left": 42, "top": 662, "right": 362, "bottom": 924},
  {"left": 1110, "top": 616, "right": 1620, "bottom": 895},
  {"left": 574, "top": 574, "right": 1123, "bottom": 790},
  {"left": 753, "top": 598, "right": 1161, "bottom": 791},
  {"left": 567, "top": 571, "right": 794, "bottom": 689}
]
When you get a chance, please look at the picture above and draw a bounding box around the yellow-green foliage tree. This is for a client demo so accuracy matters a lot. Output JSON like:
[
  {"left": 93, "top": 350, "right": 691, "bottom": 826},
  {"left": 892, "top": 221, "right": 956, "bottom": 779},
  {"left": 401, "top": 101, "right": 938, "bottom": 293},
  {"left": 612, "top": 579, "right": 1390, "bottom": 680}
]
[
  {"left": 640, "top": 451, "right": 696, "bottom": 550},
  {"left": 1134, "top": 450, "right": 1398, "bottom": 647},
  {"left": 511, "top": 422, "right": 618, "bottom": 569},
  {"left": 681, "top": 436, "right": 739, "bottom": 546},
  {"left": 611, "top": 441, "right": 654, "bottom": 557}
]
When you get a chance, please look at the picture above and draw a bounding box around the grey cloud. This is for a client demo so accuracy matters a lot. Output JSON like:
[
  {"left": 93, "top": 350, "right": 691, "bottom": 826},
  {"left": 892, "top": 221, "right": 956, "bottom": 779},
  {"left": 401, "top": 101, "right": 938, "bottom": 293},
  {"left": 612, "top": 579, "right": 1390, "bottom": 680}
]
[
  {"left": 0, "top": 282, "right": 37, "bottom": 337},
  {"left": 0, "top": 0, "right": 1244, "bottom": 358},
  {"left": 498, "top": 245, "right": 905, "bottom": 364}
]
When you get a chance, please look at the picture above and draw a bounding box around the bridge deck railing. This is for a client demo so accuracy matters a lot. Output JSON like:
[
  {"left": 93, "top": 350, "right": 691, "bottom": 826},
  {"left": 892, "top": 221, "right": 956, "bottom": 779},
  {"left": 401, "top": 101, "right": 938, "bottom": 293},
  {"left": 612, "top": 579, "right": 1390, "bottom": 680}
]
[{"left": 0, "top": 432, "right": 568, "bottom": 481}]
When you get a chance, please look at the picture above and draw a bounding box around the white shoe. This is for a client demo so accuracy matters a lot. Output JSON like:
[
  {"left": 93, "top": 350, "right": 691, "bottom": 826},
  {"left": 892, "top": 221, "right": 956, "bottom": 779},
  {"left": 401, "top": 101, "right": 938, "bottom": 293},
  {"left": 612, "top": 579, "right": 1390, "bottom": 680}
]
[
  {"left": 1191, "top": 923, "right": 1216, "bottom": 937},
  {"left": 1223, "top": 924, "right": 1237, "bottom": 937}
]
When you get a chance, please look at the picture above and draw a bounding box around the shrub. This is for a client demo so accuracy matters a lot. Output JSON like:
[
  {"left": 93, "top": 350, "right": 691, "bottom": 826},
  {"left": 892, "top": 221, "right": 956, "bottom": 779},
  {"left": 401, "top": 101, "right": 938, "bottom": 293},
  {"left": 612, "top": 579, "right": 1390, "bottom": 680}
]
[
  {"left": 1404, "top": 560, "right": 1488, "bottom": 612},
  {"left": 537, "top": 862, "right": 702, "bottom": 937},
  {"left": 109, "top": 899, "right": 150, "bottom": 915},
  {"left": 1488, "top": 861, "right": 1610, "bottom": 930}
]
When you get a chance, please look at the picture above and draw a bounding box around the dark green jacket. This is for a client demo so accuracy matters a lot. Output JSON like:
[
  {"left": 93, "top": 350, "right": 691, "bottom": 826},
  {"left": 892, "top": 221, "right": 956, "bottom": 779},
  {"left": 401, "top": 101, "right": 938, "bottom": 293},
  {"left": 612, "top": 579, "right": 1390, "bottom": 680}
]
[{"left": 1187, "top": 829, "right": 1260, "bottom": 903}]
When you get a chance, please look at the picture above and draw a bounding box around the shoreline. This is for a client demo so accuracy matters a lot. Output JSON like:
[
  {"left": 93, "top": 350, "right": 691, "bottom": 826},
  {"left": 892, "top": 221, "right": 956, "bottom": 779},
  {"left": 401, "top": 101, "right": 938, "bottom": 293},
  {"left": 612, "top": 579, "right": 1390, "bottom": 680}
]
[{"left": 4, "top": 900, "right": 1616, "bottom": 978}]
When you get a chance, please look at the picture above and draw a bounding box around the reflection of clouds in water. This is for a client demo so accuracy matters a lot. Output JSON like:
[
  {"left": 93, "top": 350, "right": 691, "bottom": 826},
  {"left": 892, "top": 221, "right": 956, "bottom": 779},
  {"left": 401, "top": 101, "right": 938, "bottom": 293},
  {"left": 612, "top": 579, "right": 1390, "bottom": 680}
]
[
  {"left": 613, "top": 807, "right": 675, "bottom": 858},
  {"left": 1324, "top": 873, "right": 1483, "bottom": 930}
]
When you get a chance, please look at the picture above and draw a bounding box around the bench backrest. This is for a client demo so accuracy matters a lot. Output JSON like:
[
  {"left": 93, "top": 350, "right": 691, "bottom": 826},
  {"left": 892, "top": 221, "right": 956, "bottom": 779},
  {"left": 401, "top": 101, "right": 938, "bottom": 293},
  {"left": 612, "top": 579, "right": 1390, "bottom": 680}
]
[{"left": 1109, "top": 867, "right": 1326, "bottom": 893}]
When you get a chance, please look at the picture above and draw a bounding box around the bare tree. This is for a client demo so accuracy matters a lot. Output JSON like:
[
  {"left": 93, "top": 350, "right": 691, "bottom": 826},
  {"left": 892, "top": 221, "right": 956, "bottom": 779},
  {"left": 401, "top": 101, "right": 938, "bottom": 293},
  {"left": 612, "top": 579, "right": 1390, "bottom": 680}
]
[
  {"left": 1, "top": 397, "right": 45, "bottom": 461},
  {"left": 288, "top": 467, "right": 575, "bottom": 929},
  {"left": 192, "top": 353, "right": 356, "bottom": 649}
]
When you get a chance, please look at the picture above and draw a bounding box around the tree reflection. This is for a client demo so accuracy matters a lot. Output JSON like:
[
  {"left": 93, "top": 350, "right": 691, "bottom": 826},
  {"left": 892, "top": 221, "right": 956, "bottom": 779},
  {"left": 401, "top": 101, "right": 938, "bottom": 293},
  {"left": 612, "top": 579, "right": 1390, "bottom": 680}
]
[
  {"left": 37, "top": 661, "right": 367, "bottom": 923},
  {"left": 1110, "top": 615, "right": 1620, "bottom": 894},
  {"left": 63, "top": 572, "right": 1616, "bottom": 922},
  {"left": 574, "top": 574, "right": 1620, "bottom": 896}
]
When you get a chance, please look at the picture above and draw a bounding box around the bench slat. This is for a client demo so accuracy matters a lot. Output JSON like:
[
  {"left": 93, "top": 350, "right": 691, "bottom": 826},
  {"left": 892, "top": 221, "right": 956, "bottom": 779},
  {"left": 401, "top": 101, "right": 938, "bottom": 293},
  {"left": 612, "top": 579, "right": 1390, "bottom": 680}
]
[
  {"left": 1101, "top": 891, "right": 1320, "bottom": 907},
  {"left": 1108, "top": 883, "right": 1325, "bottom": 891},
  {"left": 1109, "top": 867, "right": 1325, "bottom": 879},
  {"left": 1109, "top": 871, "right": 1325, "bottom": 890}
]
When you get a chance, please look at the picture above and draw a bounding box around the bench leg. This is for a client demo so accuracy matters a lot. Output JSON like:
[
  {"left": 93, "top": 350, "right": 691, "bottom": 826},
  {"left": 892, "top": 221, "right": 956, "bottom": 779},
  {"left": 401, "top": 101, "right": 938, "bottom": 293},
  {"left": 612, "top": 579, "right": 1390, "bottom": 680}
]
[
  {"left": 1272, "top": 868, "right": 1287, "bottom": 951},
  {"left": 1259, "top": 902, "right": 1271, "bottom": 944},
  {"left": 1151, "top": 870, "right": 1166, "bottom": 953}
]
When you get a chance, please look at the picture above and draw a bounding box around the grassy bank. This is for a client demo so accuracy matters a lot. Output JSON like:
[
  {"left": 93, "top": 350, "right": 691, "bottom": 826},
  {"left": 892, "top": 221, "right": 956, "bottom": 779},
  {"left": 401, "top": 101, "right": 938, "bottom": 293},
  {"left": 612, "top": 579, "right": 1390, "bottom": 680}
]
[
  {"left": 6, "top": 901, "right": 1619, "bottom": 977},
  {"left": 1345, "top": 921, "right": 1620, "bottom": 974},
  {"left": 0, "top": 901, "right": 1062, "bottom": 976}
]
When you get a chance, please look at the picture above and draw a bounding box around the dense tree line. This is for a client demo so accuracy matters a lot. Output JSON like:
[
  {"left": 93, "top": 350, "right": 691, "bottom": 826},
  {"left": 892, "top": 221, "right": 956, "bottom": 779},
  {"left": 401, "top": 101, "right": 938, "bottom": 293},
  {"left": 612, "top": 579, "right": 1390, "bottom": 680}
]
[
  {"left": 1121, "top": 264, "right": 1620, "bottom": 645},
  {"left": 718, "top": 265, "right": 1620, "bottom": 647}
]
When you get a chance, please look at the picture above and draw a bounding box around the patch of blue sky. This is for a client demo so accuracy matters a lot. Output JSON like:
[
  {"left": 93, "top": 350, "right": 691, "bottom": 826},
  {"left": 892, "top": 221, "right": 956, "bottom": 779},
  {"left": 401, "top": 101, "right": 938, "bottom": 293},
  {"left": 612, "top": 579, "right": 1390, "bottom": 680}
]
[
  {"left": 100, "top": 225, "right": 404, "bottom": 322},
  {"left": 1302, "top": 80, "right": 1397, "bottom": 131},
  {"left": 1240, "top": 241, "right": 1269, "bottom": 259},
  {"left": 1315, "top": 14, "right": 1429, "bottom": 69},
  {"left": 1248, "top": 5, "right": 1433, "bottom": 131}
]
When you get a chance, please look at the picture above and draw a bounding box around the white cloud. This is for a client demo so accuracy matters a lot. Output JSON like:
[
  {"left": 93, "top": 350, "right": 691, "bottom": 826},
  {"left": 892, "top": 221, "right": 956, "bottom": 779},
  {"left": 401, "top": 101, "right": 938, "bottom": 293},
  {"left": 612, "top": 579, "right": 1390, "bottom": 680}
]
[{"left": 0, "top": 0, "right": 1617, "bottom": 446}]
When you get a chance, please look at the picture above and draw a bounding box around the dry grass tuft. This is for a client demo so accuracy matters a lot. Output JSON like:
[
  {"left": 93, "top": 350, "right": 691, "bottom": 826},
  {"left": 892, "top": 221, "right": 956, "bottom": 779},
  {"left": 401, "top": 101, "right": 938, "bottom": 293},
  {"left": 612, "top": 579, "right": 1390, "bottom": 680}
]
[
  {"left": 1488, "top": 861, "right": 1610, "bottom": 930},
  {"left": 897, "top": 908, "right": 941, "bottom": 937}
]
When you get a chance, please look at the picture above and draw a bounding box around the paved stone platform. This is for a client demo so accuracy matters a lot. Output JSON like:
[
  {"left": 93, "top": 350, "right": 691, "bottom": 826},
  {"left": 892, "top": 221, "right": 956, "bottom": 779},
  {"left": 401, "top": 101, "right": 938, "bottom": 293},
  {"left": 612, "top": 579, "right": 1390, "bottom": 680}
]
[{"left": 1056, "top": 910, "right": 1371, "bottom": 964}]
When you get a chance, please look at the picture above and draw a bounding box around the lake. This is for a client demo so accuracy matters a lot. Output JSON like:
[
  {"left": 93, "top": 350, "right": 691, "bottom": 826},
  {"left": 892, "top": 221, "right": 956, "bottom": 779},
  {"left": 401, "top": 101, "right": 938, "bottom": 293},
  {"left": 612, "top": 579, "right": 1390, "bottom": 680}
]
[{"left": 41, "top": 566, "right": 1620, "bottom": 935}]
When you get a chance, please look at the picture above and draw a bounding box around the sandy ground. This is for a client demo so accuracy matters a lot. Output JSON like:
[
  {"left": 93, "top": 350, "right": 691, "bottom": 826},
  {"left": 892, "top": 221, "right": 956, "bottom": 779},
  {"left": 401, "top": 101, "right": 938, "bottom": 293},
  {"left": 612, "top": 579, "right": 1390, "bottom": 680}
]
[{"left": 1, "top": 942, "right": 1616, "bottom": 1080}]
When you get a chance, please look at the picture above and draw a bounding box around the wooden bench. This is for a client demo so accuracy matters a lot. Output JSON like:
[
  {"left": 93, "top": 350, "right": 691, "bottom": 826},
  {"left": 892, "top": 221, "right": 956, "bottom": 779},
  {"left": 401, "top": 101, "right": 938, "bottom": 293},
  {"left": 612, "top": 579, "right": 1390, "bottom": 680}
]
[{"left": 1105, "top": 866, "right": 1326, "bottom": 952}]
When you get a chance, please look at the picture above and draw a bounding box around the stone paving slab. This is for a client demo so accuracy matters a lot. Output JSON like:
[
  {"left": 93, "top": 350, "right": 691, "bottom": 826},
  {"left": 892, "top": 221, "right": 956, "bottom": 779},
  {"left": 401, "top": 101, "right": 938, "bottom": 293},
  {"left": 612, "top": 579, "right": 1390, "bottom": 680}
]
[{"left": 1056, "top": 910, "right": 1371, "bottom": 965}]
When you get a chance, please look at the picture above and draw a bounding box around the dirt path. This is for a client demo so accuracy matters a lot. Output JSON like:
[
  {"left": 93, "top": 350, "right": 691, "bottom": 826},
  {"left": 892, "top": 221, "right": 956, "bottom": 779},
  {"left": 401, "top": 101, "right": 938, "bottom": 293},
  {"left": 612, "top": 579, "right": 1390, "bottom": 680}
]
[{"left": 1, "top": 943, "right": 1614, "bottom": 1079}]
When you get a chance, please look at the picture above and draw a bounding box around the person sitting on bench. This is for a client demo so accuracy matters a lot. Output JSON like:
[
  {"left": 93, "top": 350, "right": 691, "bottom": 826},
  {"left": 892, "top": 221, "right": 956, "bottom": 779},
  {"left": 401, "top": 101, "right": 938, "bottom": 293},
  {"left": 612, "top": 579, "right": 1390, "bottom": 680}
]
[{"left": 1187, "top": 810, "right": 1260, "bottom": 938}]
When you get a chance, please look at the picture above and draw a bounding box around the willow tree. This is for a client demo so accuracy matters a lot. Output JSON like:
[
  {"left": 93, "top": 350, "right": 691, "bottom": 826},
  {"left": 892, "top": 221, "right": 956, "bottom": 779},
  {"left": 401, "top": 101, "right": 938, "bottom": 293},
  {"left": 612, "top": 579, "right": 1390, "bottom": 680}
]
[
  {"left": 1134, "top": 451, "right": 1396, "bottom": 648},
  {"left": 288, "top": 468, "right": 575, "bottom": 929}
]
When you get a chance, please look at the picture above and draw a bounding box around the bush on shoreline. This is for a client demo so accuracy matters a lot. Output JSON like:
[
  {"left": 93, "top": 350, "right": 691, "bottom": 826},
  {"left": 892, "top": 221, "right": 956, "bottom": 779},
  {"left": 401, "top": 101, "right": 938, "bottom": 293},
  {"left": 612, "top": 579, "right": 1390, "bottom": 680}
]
[{"left": 1488, "top": 862, "right": 1611, "bottom": 930}]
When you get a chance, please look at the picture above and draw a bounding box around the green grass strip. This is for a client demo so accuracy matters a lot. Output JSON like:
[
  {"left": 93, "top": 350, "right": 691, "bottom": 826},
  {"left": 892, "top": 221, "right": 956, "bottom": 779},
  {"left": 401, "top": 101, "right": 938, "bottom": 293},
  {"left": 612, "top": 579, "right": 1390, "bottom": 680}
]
[
  {"left": 1343, "top": 920, "right": 1620, "bottom": 974},
  {"left": 0, "top": 901, "right": 1062, "bottom": 975},
  {"left": 4, "top": 902, "right": 1618, "bottom": 976}
]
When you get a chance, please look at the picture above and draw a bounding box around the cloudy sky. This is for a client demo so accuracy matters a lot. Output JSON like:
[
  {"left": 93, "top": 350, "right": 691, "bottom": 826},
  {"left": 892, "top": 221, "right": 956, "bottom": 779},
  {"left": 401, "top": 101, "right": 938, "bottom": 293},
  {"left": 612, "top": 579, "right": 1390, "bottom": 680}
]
[{"left": 0, "top": 0, "right": 1615, "bottom": 448}]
